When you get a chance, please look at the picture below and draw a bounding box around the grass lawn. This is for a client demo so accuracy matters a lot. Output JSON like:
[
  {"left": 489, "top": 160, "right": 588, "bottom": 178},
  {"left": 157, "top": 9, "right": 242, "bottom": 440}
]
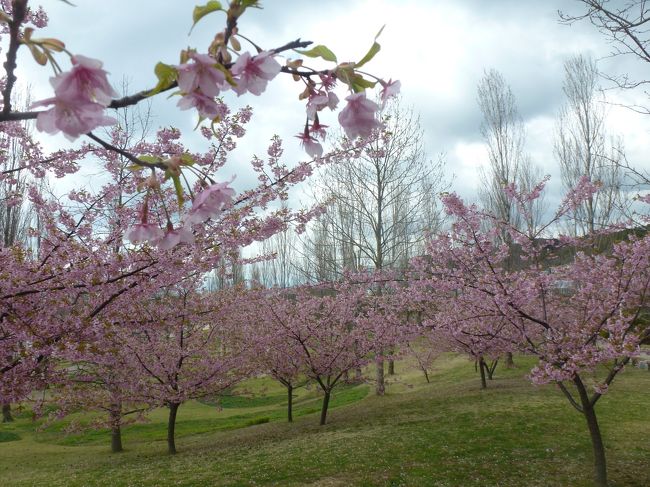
[{"left": 1, "top": 355, "right": 649, "bottom": 486}]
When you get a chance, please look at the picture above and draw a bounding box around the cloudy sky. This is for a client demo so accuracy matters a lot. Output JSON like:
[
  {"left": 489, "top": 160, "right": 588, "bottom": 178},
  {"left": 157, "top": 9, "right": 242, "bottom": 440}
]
[{"left": 20, "top": 0, "right": 650, "bottom": 208}]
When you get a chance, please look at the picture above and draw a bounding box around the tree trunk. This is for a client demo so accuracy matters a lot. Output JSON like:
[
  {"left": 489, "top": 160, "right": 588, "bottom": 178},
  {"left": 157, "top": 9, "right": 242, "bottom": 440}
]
[
  {"left": 319, "top": 390, "right": 331, "bottom": 426},
  {"left": 109, "top": 407, "right": 123, "bottom": 453},
  {"left": 2, "top": 403, "right": 13, "bottom": 423},
  {"left": 388, "top": 359, "right": 395, "bottom": 375},
  {"left": 583, "top": 404, "right": 608, "bottom": 487},
  {"left": 167, "top": 402, "right": 180, "bottom": 454},
  {"left": 478, "top": 356, "right": 487, "bottom": 389},
  {"left": 423, "top": 368, "right": 430, "bottom": 384},
  {"left": 574, "top": 377, "right": 608, "bottom": 487},
  {"left": 375, "top": 357, "right": 385, "bottom": 395},
  {"left": 486, "top": 358, "right": 498, "bottom": 380},
  {"left": 287, "top": 384, "right": 293, "bottom": 423},
  {"left": 111, "top": 424, "right": 123, "bottom": 453},
  {"left": 504, "top": 352, "right": 515, "bottom": 368}
]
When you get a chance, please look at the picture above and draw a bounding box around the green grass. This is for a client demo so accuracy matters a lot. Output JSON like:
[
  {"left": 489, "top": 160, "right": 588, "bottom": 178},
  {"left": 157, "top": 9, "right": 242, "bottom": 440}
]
[
  {"left": 1, "top": 356, "right": 649, "bottom": 486},
  {"left": 0, "top": 430, "right": 20, "bottom": 442}
]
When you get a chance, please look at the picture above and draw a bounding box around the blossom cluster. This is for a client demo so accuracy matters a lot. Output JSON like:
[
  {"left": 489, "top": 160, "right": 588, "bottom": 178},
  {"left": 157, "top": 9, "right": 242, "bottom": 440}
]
[
  {"left": 29, "top": 47, "right": 400, "bottom": 161},
  {"left": 176, "top": 50, "right": 281, "bottom": 120},
  {"left": 31, "top": 55, "right": 118, "bottom": 140}
]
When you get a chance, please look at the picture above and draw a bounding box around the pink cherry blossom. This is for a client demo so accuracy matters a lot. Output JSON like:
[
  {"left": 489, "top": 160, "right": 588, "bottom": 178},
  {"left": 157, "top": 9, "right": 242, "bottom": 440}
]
[
  {"left": 4, "top": 191, "right": 23, "bottom": 207},
  {"left": 186, "top": 181, "right": 235, "bottom": 224},
  {"left": 310, "top": 119, "right": 328, "bottom": 140},
  {"left": 379, "top": 78, "right": 401, "bottom": 107},
  {"left": 231, "top": 51, "right": 281, "bottom": 96},
  {"left": 306, "top": 91, "right": 339, "bottom": 119},
  {"left": 177, "top": 91, "right": 227, "bottom": 120},
  {"left": 125, "top": 223, "right": 164, "bottom": 243},
  {"left": 296, "top": 132, "right": 323, "bottom": 158},
  {"left": 338, "top": 92, "right": 381, "bottom": 139},
  {"left": 51, "top": 55, "right": 117, "bottom": 106},
  {"left": 32, "top": 97, "right": 116, "bottom": 141},
  {"left": 176, "top": 52, "right": 226, "bottom": 98},
  {"left": 157, "top": 225, "right": 195, "bottom": 250}
]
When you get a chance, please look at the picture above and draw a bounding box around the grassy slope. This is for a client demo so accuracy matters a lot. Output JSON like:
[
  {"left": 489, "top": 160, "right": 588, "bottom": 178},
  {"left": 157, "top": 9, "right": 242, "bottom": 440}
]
[{"left": 1, "top": 355, "right": 649, "bottom": 486}]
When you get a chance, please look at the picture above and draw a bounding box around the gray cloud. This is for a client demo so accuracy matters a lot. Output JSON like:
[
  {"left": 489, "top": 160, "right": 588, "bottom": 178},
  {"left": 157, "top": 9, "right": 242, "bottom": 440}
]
[{"left": 18, "top": 0, "right": 650, "bottom": 218}]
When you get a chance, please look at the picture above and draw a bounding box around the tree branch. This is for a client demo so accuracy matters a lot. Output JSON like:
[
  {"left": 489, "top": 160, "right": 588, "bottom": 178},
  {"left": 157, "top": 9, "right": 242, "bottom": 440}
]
[{"left": 2, "top": 0, "right": 27, "bottom": 114}]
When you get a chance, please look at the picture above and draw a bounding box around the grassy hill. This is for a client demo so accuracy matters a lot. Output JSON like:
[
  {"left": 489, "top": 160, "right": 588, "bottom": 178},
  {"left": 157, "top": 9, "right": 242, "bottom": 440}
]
[{"left": 1, "top": 355, "right": 649, "bottom": 486}]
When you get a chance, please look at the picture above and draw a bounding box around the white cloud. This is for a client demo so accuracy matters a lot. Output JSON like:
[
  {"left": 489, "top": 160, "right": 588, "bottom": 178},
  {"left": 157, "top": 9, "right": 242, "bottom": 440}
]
[{"left": 12, "top": 0, "right": 650, "bottom": 215}]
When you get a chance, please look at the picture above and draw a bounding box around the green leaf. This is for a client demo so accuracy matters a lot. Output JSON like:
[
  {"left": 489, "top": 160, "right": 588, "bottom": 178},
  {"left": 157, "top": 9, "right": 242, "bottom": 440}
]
[
  {"left": 350, "top": 75, "right": 376, "bottom": 93},
  {"left": 138, "top": 155, "right": 163, "bottom": 165},
  {"left": 336, "top": 67, "right": 377, "bottom": 93},
  {"left": 231, "top": 0, "right": 261, "bottom": 14},
  {"left": 180, "top": 154, "right": 195, "bottom": 166},
  {"left": 125, "top": 164, "right": 145, "bottom": 172},
  {"left": 296, "top": 45, "right": 337, "bottom": 63},
  {"left": 191, "top": 1, "right": 222, "bottom": 32},
  {"left": 172, "top": 174, "right": 185, "bottom": 207},
  {"left": 355, "top": 25, "right": 385, "bottom": 68},
  {"left": 26, "top": 44, "right": 48, "bottom": 66},
  {"left": 148, "top": 62, "right": 177, "bottom": 96}
]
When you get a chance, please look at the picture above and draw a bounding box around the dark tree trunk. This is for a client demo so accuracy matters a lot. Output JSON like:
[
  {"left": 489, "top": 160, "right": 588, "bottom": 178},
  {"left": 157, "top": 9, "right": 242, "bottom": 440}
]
[
  {"left": 109, "top": 406, "right": 123, "bottom": 453},
  {"left": 423, "top": 368, "right": 430, "bottom": 384},
  {"left": 574, "top": 377, "right": 608, "bottom": 487},
  {"left": 287, "top": 384, "right": 293, "bottom": 423},
  {"left": 388, "top": 359, "right": 395, "bottom": 375},
  {"left": 504, "top": 352, "right": 515, "bottom": 369},
  {"left": 167, "top": 402, "right": 180, "bottom": 454},
  {"left": 319, "top": 390, "right": 331, "bottom": 426},
  {"left": 375, "top": 357, "right": 385, "bottom": 396},
  {"left": 478, "top": 356, "right": 487, "bottom": 389},
  {"left": 486, "top": 358, "right": 499, "bottom": 380},
  {"left": 111, "top": 424, "right": 123, "bottom": 453},
  {"left": 2, "top": 403, "right": 13, "bottom": 423},
  {"left": 583, "top": 404, "right": 608, "bottom": 487}
]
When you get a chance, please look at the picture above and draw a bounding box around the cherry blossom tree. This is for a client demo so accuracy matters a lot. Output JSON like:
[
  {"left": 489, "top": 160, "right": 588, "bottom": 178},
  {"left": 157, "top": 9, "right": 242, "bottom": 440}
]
[
  {"left": 417, "top": 180, "right": 650, "bottom": 487},
  {"left": 42, "top": 346, "right": 152, "bottom": 454},
  {"left": 242, "top": 289, "right": 308, "bottom": 422},
  {"left": 255, "top": 276, "right": 403, "bottom": 425},
  {"left": 405, "top": 334, "right": 439, "bottom": 384},
  {"left": 108, "top": 283, "right": 253, "bottom": 455}
]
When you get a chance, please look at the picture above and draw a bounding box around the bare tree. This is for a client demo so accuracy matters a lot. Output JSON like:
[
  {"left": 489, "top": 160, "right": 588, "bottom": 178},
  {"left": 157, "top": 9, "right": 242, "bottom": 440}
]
[
  {"left": 477, "top": 69, "right": 548, "bottom": 368},
  {"left": 206, "top": 251, "right": 245, "bottom": 291},
  {"left": 305, "top": 99, "right": 447, "bottom": 394},
  {"left": 0, "top": 88, "right": 38, "bottom": 250},
  {"left": 253, "top": 207, "right": 299, "bottom": 288},
  {"left": 517, "top": 161, "right": 547, "bottom": 235},
  {"left": 555, "top": 54, "right": 624, "bottom": 236},
  {"left": 0, "top": 137, "right": 32, "bottom": 249},
  {"left": 560, "top": 2, "right": 649, "bottom": 212},
  {"left": 298, "top": 216, "right": 342, "bottom": 284},
  {"left": 477, "top": 69, "right": 525, "bottom": 233},
  {"left": 560, "top": 1, "right": 650, "bottom": 98}
]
